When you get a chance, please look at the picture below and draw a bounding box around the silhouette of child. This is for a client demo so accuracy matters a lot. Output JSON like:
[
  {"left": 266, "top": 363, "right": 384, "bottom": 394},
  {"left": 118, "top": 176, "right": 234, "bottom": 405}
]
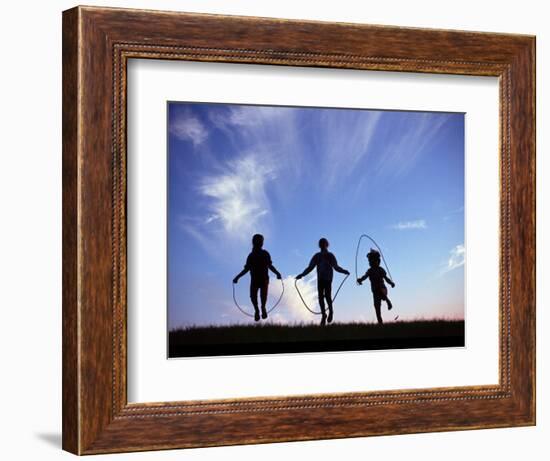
[
  {"left": 233, "top": 234, "right": 282, "bottom": 321},
  {"left": 296, "top": 238, "right": 350, "bottom": 326},
  {"left": 357, "top": 249, "right": 395, "bottom": 324}
]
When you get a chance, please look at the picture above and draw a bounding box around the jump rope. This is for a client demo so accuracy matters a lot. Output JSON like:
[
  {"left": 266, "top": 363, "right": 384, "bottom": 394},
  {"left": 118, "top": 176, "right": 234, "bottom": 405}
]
[
  {"left": 294, "top": 274, "right": 349, "bottom": 315},
  {"left": 232, "top": 278, "right": 285, "bottom": 319},
  {"left": 354, "top": 234, "right": 394, "bottom": 283},
  {"left": 232, "top": 234, "right": 393, "bottom": 318}
]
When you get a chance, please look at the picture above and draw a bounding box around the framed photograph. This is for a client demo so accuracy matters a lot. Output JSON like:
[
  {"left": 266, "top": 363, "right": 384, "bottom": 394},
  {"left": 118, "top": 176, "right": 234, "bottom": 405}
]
[
  {"left": 166, "top": 101, "right": 466, "bottom": 358},
  {"left": 62, "top": 6, "right": 535, "bottom": 455}
]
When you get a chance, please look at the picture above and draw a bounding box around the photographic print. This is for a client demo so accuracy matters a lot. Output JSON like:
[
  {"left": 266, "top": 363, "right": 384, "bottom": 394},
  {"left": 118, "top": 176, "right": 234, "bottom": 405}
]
[{"left": 167, "top": 101, "right": 465, "bottom": 358}]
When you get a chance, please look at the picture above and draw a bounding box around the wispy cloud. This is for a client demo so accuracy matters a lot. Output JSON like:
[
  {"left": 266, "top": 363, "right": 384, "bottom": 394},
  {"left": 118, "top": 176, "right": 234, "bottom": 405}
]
[
  {"left": 441, "top": 244, "right": 465, "bottom": 274},
  {"left": 374, "top": 113, "right": 451, "bottom": 179},
  {"left": 208, "top": 104, "right": 304, "bottom": 198},
  {"left": 229, "top": 106, "right": 288, "bottom": 127},
  {"left": 267, "top": 275, "right": 318, "bottom": 324},
  {"left": 320, "top": 110, "right": 382, "bottom": 190},
  {"left": 176, "top": 215, "right": 221, "bottom": 259},
  {"left": 174, "top": 105, "right": 300, "bottom": 251},
  {"left": 169, "top": 112, "right": 208, "bottom": 146},
  {"left": 199, "top": 154, "right": 275, "bottom": 238},
  {"left": 391, "top": 219, "right": 427, "bottom": 230}
]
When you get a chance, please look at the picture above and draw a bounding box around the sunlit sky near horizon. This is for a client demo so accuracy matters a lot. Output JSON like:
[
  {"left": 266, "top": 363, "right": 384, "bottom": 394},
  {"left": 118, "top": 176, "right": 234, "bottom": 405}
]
[{"left": 167, "top": 102, "right": 464, "bottom": 329}]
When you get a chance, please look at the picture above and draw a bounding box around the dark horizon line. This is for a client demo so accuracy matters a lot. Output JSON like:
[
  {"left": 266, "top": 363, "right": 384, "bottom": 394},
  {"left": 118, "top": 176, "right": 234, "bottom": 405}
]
[{"left": 169, "top": 318, "right": 466, "bottom": 332}]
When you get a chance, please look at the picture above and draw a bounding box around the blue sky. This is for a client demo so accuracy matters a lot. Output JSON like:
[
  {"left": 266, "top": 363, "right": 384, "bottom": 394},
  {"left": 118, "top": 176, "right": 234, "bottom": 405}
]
[{"left": 167, "top": 102, "right": 464, "bottom": 328}]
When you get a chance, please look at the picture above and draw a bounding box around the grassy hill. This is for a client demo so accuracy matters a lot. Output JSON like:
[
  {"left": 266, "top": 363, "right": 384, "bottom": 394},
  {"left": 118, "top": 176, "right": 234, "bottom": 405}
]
[{"left": 168, "top": 319, "right": 464, "bottom": 358}]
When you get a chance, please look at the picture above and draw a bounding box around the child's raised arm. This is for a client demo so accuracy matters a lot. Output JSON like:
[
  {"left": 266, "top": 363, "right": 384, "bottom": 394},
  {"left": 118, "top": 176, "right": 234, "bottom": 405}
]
[
  {"left": 233, "top": 257, "right": 251, "bottom": 284},
  {"left": 269, "top": 264, "right": 282, "bottom": 279},
  {"left": 265, "top": 252, "right": 282, "bottom": 279},
  {"left": 384, "top": 274, "right": 396, "bottom": 288},
  {"left": 329, "top": 254, "right": 350, "bottom": 275},
  {"left": 357, "top": 271, "right": 369, "bottom": 285},
  {"left": 296, "top": 254, "right": 317, "bottom": 280},
  {"left": 233, "top": 266, "right": 249, "bottom": 284}
]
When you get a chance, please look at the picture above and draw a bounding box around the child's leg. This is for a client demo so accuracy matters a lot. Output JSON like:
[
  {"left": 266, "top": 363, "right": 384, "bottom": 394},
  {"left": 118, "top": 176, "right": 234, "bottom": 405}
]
[
  {"left": 373, "top": 295, "right": 383, "bottom": 324},
  {"left": 317, "top": 280, "right": 327, "bottom": 325},
  {"left": 317, "top": 281, "right": 326, "bottom": 315},
  {"left": 260, "top": 282, "right": 268, "bottom": 319},
  {"left": 384, "top": 295, "right": 393, "bottom": 310},
  {"left": 249, "top": 283, "right": 260, "bottom": 321},
  {"left": 325, "top": 282, "right": 333, "bottom": 323},
  {"left": 249, "top": 284, "right": 259, "bottom": 309}
]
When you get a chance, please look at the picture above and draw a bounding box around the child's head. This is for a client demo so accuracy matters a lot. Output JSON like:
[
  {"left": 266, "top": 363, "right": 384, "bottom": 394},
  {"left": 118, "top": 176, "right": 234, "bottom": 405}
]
[
  {"left": 252, "top": 233, "right": 264, "bottom": 249},
  {"left": 318, "top": 238, "right": 329, "bottom": 250},
  {"left": 367, "top": 249, "right": 381, "bottom": 267}
]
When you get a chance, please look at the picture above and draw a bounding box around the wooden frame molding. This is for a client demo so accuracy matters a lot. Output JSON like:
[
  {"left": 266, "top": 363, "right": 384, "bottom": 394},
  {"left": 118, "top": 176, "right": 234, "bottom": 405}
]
[{"left": 62, "top": 5, "right": 535, "bottom": 455}]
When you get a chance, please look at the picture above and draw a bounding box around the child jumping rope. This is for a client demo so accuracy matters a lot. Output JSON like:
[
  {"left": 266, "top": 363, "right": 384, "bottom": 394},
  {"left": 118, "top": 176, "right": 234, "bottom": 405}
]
[
  {"left": 233, "top": 234, "right": 282, "bottom": 322},
  {"left": 357, "top": 249, "right": 395, "bottom": 324},
  {"left": 296, "top": 238, "right": 350, "bottom": 326}
]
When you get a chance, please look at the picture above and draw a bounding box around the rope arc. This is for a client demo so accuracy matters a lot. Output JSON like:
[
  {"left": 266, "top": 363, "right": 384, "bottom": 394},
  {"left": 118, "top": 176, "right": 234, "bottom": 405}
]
[
  {"left": 294, "top": 273, "right": 349, "bottom": 315},
  {"left": 232, "top": 277, "right": 285, "bottom": 318}
]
